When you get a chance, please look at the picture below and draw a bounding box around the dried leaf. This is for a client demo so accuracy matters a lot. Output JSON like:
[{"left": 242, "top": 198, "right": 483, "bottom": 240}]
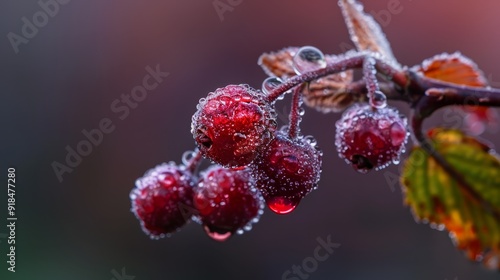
[
  {"left": 401, "top": 128, "right": 500, "bottom": 270},
  {"left": 304, "top": 55, "right": 357, "bottom": 113},
  {"left": 339, "top": 0, "right": 400, "bottom": 68},
  {"left": 416, "top": 52, "right": 487, "bottom": 87},
  {"left": 416, "top": 52, "right": 497, "bottom": 135},
  {"left": 258, "top": 47, "right": 298, "bottom": 79}
]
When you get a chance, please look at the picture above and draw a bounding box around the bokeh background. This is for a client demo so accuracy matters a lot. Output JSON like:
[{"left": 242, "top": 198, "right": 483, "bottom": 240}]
[{"left": 1, "top": 0, "right": 500, "bottom": 279}]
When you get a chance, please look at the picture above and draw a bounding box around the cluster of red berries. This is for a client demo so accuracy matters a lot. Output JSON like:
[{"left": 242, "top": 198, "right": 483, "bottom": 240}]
[
  {"left": 130, "top": 161, "right": 264, "bottom": 241},
  {"left": 130, "top": 78, "right": 408, "bottom": 241}
]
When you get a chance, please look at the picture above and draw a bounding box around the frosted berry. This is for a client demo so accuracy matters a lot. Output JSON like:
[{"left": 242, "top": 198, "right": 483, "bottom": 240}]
[
  {"left": 250, "top": 131, "right": 322, "bottom": 214},
  {"left": 130, "top": 163, "right": 195, "bottom": 239},
  {"left": 335, "top": 103, "right": 408, "bottom": 173},
  {"left": 194, "top": 166, "right": 264, "bottom": 241},
  {"left": 191, "top": 84, "right": 277, "bottom": 167}
]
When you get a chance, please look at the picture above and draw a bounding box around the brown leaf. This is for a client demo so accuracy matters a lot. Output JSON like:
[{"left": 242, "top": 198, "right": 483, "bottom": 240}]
[
  {"left": 339, "top": 0, "right": 400, "bottom": 68},
  {"left": 416, "top": 52, "right": 497, "bottom": 135},
  {"left": 416, "top": 52, "right": 487, "bottom": 87},
  {"left": 258, "top": 47, "right": 298, "bottom": 79},
  {"left": 304, "top": 55, "right": 357, "bottom": 113}
]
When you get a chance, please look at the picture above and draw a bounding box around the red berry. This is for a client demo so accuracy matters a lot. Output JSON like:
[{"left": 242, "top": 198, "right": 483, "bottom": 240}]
[
  {"left": 191, "top": 84, "right": 277, "bottom": 167},
  {"left": 250, "top": 131, "right": 322, "bottom": 214},
  {"left": 335, "top": 103, "right": 408, "bottom": 173},
  {"left": 194, "top": 165, "right": 264, "bottom": 241},
  {"left": 130, "top": 163, "right": 195, "bottom": 239}
]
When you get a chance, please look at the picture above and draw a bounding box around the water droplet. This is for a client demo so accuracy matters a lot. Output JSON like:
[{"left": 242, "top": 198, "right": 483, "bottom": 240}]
[
  {"left": 298, "top": 108, "right": 305, "bottom": 116},
  {"left": 157, "top": 173, "right": 175, "bottom": 187},
  {"left": 369, "top": 91, "right": 387, "bottom": 109},
  {"left": 292, "top": 46, "right": 326, "bottom": 74},
  {"left": 378, "top": 119, "right": 391, "bottom": 129},
  {"left": 181, "top": 151, "right": 196, "bottom": 166},
  {"left": 390, "top": 122, "right": 407, "bottom": 146},
  {"left": 280, "top": 125, "right": 290, "bottom": 133},
  {"left": 242, "top": 95, "right": 252, "bottom": 102},
  {"left": 262, "top": 77, "right": 283, "bottom": 94},
  {"left": 232, "top": 132, "right": 247, "bottom": 142},
  {"left": 204, "top": 226, "right": 232, "bottom": 242},
  {"left": 266, "top": 196, "right": 298, "bottom": 214},
  {"left": 282, "top": 155, "right": 300, "bottom": 173},
  {"left": 303, "top": 135, "right": 317, "bottom": 147}
]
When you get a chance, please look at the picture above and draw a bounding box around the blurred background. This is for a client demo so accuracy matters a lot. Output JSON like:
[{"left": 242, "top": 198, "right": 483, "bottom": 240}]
[{"left": 1, "top": 0, "right": 500, "bottom": 279}]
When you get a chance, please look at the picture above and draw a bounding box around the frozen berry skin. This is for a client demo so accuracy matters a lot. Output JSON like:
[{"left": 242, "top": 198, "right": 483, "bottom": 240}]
[
  {"left": 250, "top": 131, "right": 322, "bottom": 215},
  {"left": 194, "top": 165, "right": 264, "bottom": 241},
  {"left": 130, "top": 163, "right": 195, "bottom": 239},
  {"left": 191, "top": 84, "right": 277, "bottom": 167},
  {"left": 335, "top": 103, "right": 409, "bottom": 173}
]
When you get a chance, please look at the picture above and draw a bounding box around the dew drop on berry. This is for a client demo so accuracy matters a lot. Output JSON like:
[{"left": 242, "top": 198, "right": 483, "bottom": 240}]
[
  {"left": 369, "top": 91, "right": 387, "bottom": 109},
  {"left": 203, "top": 226, "right": 232, "bottom": 242},
  {"left": 293, "top": 46, "right": 327, "bottom": 74},
  {"left": 158, "top": 172, "right": 176, "bottom": 187},
  {"left": 262, "top": 77, "right": 283, "bottom": 94},
  {"left": 243, "top": 223, "right": 253, "bottom": 231},
  {"left": 282, "top": 155, "right": 300, "bottom": 173},
  {"left": 378, "top": 119, "right": 391, "bottom": 130},
  {"left": 303, "top": 135, "right": 317, "bottom": 147},
  {"left": 232, "top": 132, "right": 247, "bottom": 142},
  {"left": 267, "top": 196, "right": 298, "bottom": 215},
  {"left": 390, "top": 122, "right": 407, "bottom": 146},
  {"left": 241, "top": 95, "right": 252, "bottom": 102}
]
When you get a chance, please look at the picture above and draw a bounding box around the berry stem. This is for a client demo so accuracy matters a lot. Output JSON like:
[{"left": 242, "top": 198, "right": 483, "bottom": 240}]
[
  {"left": 362, "top": 56, "right": 380, "bottom": 100},
  {"left": 345, "top": 80, "right": 410, "bottom": 102},
  {"left": 185, "top": 149, "right": 203, "bottom": 174},
  {"left": 288, "top": 84, "right": 305, "bottom": 139},
  {"left": 266, "top": 53, "right": 407, "bottom": 103}
]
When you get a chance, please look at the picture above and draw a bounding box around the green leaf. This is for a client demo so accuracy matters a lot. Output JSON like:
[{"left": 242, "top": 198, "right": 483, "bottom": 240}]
[{"left": 401, "top": 128, "right": 500, "bottom": 270}]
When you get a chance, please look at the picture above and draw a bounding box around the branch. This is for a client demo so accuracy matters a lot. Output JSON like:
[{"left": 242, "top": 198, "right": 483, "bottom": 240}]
[
  {"left": 266, "top": 53, "right": 408, "bottom": 103},
  {"left": 409, "top": 71, "right": 500, "bottom": 108},
  {"left": 411, "top": 95, "right": 500, "bottom": 222}
]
